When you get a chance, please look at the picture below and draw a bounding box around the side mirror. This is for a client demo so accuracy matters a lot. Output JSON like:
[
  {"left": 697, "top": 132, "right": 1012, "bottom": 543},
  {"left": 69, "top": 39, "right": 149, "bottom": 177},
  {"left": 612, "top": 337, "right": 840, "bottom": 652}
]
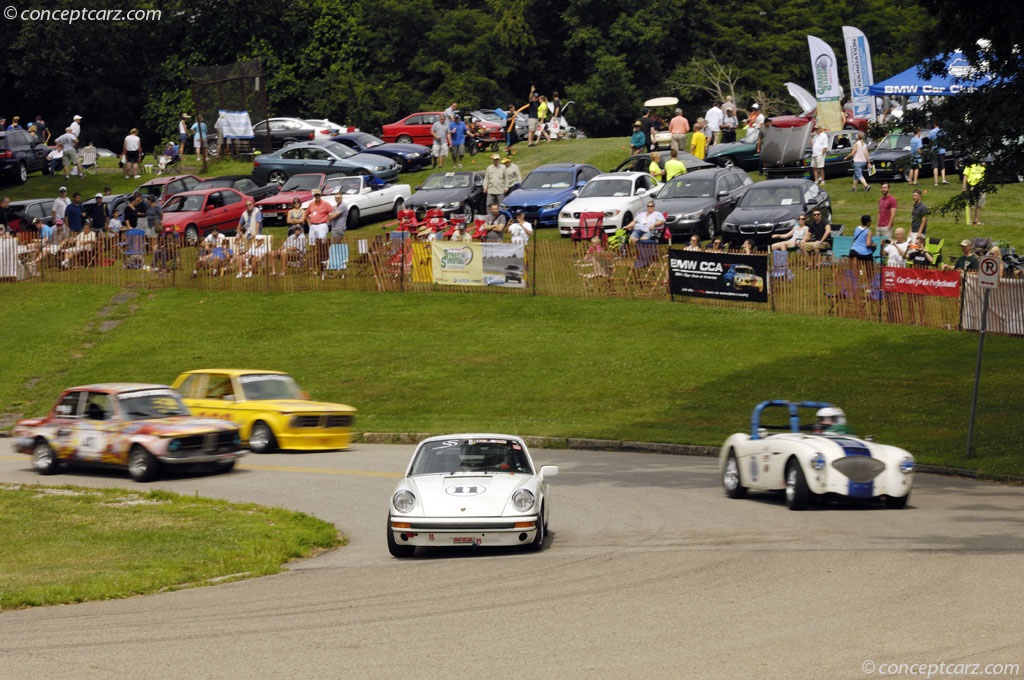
[
  {"left": 205, "top": 204, "right": 216, "bottom": 211},
  {"left": 539, "top": 465, "right": 559, "bottom": 478}
]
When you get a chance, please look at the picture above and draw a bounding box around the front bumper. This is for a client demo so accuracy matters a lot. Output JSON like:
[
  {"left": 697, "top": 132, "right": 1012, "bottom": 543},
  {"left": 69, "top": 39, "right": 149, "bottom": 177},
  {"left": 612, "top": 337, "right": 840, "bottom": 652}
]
[{"left": 389, "top": 516, "right": 539, "bottom": 547}]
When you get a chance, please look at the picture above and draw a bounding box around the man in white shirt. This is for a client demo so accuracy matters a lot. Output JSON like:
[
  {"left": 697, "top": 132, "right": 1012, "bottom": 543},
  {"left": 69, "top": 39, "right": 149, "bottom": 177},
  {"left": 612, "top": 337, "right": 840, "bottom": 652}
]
[
  {"left": 811, "top": 125, "right": 829, "bottom": 186},
  {"left": 626, "top": 201, "right": 666, "bottom": 242},
  {"left": 55, "top": 129, "right": 82, "bottom": 179},
  {"left": 704, "top": 104, "right": 724, "bottom": 146},
  {"left": 52, "top": 186, "right": 71, "bottom": 225},
  {"left": 69, "top": 115, "right": 81, "bottom": 139},
  {"left": 884, "top": 228, "right": 910, "bottom": 267},
  {"left": 238, "top": 200, "right": 263, "bottom": 239}
]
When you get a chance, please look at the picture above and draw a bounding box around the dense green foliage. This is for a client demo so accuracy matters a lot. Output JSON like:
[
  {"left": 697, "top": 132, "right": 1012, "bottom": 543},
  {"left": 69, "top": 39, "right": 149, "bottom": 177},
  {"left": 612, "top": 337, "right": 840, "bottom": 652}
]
[{"left": 1, "top": 0, "right": 932, "bottom": 149}]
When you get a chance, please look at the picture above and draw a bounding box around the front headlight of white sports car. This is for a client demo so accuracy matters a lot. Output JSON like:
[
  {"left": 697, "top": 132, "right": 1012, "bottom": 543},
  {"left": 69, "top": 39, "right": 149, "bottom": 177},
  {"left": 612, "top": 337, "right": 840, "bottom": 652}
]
[
  {"left": 393, "top": 489, "right": 416, "bottom": 513},
  {"left": 899, "top": 456, "right": 915, "bottom": 474},
  {"left": 811, "top": 453, "right": 826, "bottom": 470},
  {"left": 511, "top": 488, "right": 535, "bottom": 512}
]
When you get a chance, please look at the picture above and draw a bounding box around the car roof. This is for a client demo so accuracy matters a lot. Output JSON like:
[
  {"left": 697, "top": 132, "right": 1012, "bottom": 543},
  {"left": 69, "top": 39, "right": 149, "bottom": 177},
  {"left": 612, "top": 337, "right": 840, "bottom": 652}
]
[
  {"left": 139, "top": 174, "right": 202, "bottom": 187},
  {"left": 748, "top": 178, "right": 812, "bottom": 188},
  {"left": 592, "top": 171, "right": 650, "bottom": 180},
  {"left": 178, "top": 369, "right": 288, "bottom": 377},
  {"left": 669, "top": 167, "right": 739, "bottom": 180},
  {"left": 530, "top": 163, "right": 596, "bottom": 172},
  {"left": 197, "top": 175, "right": 250, "bottom": 182},
  {"left": 417, "top": 433, "right": 527, "bottom": 445},
  {"left": 63, "top": 383, "right": 175, "bottom": 393}
]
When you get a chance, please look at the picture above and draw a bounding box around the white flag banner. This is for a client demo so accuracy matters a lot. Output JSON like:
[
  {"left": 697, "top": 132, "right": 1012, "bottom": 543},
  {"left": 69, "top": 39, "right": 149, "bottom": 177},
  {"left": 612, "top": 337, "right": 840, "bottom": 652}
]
[
  {"left": 842, "top": 26, "right": 877, "bottom": 122},
  {"left": 217, "top": 110, "right": 254, "bottom": 139},
  {"left": 808, "top": 35, "right": 843, "bottom": 102}
]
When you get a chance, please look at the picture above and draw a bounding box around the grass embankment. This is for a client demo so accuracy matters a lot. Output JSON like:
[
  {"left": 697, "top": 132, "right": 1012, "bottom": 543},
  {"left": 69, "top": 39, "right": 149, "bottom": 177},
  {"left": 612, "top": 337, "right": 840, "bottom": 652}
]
[
  {"left": 2, "top": 284, "right": 1021, "bottom": 476},
  {"left": 0, "top": 484, "right": 341, "bottom": 609}
]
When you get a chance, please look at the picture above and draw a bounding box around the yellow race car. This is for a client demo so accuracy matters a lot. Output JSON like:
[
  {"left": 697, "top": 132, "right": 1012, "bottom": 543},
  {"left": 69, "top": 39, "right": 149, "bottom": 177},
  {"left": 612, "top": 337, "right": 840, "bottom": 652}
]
[{"left": 172, "top": 369, "right": 356, "bottom": 453}]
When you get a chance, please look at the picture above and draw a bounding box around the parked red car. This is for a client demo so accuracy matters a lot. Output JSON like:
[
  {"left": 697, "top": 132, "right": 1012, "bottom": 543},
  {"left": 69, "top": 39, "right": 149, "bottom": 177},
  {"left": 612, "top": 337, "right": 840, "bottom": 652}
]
[
  {"left": 161, "top": 188, "right": 249, "bottom": 245},
  {"left": 255, "top": 172, "right": 334, "bottom": 223},
  {"left": 381, "top": 111, "right": 503, "bottom": 147}
]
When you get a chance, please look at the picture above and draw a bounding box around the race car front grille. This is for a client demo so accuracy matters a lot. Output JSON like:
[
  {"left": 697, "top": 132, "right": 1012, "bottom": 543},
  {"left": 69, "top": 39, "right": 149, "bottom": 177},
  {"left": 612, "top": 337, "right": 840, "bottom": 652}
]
[
  {"left": 174, "top": 431, "right": 239, "bottom": 452},
  {"left": 831, "top": 456, "right": 886, "bottom": 482},
  {"left": 291, "top": 414, "right": 354, "bottom": 429}
]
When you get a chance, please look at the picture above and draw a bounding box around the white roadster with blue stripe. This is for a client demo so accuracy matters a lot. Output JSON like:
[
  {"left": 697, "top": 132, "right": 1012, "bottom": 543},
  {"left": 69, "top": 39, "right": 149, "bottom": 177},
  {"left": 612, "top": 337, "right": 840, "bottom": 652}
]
[
  {"left": 719, "top": 400, "right": 915, "bottom": 510},
  {"left": 387, "top": 434, "right": 558, "bottom": 557}
]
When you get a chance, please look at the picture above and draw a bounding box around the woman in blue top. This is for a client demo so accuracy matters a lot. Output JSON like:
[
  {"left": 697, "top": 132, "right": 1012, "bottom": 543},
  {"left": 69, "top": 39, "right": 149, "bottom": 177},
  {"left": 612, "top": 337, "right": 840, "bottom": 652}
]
[{"left": 850, "top": 214, "right": 876, "bottom": 262}]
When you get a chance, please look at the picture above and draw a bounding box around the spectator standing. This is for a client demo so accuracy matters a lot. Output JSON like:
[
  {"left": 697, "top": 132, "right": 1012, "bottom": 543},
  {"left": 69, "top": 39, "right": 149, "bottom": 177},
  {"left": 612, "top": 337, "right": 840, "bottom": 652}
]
[
  {"left": 305, "top": 189, "right": 332, "bottom": 244},
  {"left": 286, "top": 198, "right": 307, "bottom": 234},
  {"left": 930, "top": 121, "right": 949, "bottom": 185},
  {"left": 69, "top": 115, "right": 81, "bottom": 139},
  {"left": 122, "top": 127, "right": 142, "bottom": 179},
  {"left": 430, "top": 115, "right": 450, "bottom": 169},
  {"left": 65, "top": 192, "right": 85, "bottom": 234},
  {"left": 845, "top": 132, "right": 871, "bottom": 192},
  {"left": 238, "top": 199, "right": 262, "bottom": 239},
  {"left": 664, "top": 149, "right": 686, "bottom": 181},
  {"left": 328, "top": 191, "right": 349, "bottom": 242},
  {"left": 56, "top": 128, "right": 82, "bottom": 179},
  {"left": 526, "top": 87, "right": 540, "bottom": 146},
  {"left": 668, "top": 108, "right": 690, "bottom": 152},
  {"left": 876, "top": 183, "right": 897, "bottom": 241},
  {"left": 907, "top": 128, "right": 923, "bottom": 185},
  {"left": 501, "top": 156, "right": 522, "bottom": 189},
  {"left": 0, "top": 196, "right": 13, "bottom": 231},
  {"left": 505, "top": 103, "right": 527, "bottom": 152},
  {"left": 811, "top": 125, "right": 829, "bottom": 186},
  {"left": 443, "top": 102, "right": 458, "bottom": 124},
  {"left": 35, "top": 115, "right": 50, "bottom": 144},
  {"left": 648, "top": 151, "right": 664, "bottom": 184},
  {"left": 944, "top": 240, "right": 979, "bottom": 272},
  {"left": 962, "top": 160, "right": 986, "bottom": 225},
  {"left": 629, "top": 121, "right": 646, "bottom": 154},
  {"left": 483, "top": 154, "right": 507, "bottom": 207},
  {"left": 122, "top": 194, "right": 141, "bottom": 234},
  {"left": 449, "top": 114, "right": 467, "bottom": 168},
  {"left": 537, "top": 95, "right": 553, "bottom": 142},
  {"left": 508, "top": 210, "right": 533, "bottom": 245},
  {"left": 689, "top": 120, "right": 707, "bottom": 159},
  {"left": 704, "top": 102, "right": 723, "bottom": 146},
  {"left": 850, "top": 215, "right": 876, "bottom": 262},
  {"left": 144, "top": 196, "right": 163, "bottom": 237},
  {"left": 179, "top": 114, "right": 190, "bottom": 154},
  {"left": 89, "top": 193, "right": 107, "bottom": 235},
  {"left": 482, "top": 202, "right": 507, "bottom": 242},
  {"left": 190, "top": 114, "right": 207, "bottom": 162},
  {"left": 909, "top": 189, "right": 928, "bottom": 242},
  {"left": 550, "top": 92, "right": 562, "bottom": 140},
  {"left": 639, "top": 109, "right": 654, "bottom": 152},
  {"left": 6, "top": 116, "right": 22, "bottom": 130},
  {"left": 721, "top": 107, "right": 738, "bottom": 143},
  {"left": 52, "top": 186, "right": 71, "bottom": 227},
  {"left": 746, "top": 104, "right": 763, "bottom": 132}
]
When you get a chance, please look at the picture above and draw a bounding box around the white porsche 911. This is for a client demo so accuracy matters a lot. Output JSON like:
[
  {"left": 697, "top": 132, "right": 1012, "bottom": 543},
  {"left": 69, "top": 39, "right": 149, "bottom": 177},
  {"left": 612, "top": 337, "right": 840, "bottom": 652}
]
[
  {"left": 387, "top": 434, "right": 558, "bottom": 557},
  {"left": 720, "top": 400, "right": 915, "bottom": 510}
]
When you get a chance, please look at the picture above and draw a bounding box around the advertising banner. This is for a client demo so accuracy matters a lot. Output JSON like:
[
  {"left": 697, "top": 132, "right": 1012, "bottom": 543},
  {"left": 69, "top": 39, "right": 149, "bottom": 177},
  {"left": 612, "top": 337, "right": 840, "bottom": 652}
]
[
  {"left": 808, "top": 35, "right": 843, "bottom": 102},
  {"left": 431, "top": 242, "right": 526, "bottom": 288},
  {"left": 842, "top": 26, "right": 877, "bottom": 122},
  {"left": 668, "top": 249, "right": 768, "bottom": 303},
  {"left": 881, "top": 267, "right": 961, "bottom": 297}
]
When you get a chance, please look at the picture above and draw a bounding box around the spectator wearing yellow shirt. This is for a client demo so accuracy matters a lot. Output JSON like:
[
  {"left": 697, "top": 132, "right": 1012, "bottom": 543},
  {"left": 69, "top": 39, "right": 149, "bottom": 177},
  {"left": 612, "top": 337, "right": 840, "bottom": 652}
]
[
  {"left": 664, "top": 149, "right": 687, "bottom": 181},
  {"left": 690, "top": 120, "right": 707, "bottom": 159}
]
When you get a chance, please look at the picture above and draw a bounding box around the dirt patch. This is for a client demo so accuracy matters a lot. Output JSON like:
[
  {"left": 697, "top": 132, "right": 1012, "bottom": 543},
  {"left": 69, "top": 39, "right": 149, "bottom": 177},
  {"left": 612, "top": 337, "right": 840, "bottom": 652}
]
[{"left": 99, "top": 319, "right": 122, "bottom": 333}]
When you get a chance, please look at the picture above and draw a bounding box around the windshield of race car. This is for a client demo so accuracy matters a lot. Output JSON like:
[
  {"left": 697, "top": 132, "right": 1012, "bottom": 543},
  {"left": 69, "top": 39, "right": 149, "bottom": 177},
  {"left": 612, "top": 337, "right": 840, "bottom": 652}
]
[
  {"left": 411, "top": 438, "right": 532, "bottom": 475},
  {"left": 237, "top": 374, "right": 305, "bottom": 400},
  {"left": 117, "top": 389, "right": 191, "bottom": 420}
]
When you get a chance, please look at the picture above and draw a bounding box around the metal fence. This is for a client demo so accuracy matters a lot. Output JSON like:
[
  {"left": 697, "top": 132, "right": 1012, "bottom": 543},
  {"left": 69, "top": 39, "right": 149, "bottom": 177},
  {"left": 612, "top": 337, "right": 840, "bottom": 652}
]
[{"left": 1, "top": 230, "right": 1020, "bottom": 336}]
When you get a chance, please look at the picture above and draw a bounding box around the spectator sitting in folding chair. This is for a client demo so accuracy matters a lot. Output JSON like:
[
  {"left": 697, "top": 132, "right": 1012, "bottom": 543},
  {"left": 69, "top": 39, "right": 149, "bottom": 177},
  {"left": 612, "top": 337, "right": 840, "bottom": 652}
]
[
  {"left": 80, "top": 143, "right": 99, "bottom": 175},
  {"left": 157, "top": 143, "right": 180, "bottom": 174},
  {"left": 274, "top": 225, "right": 307, "bottom": 276},
  {"left": 625, "top": 201, "right": 665, "bottom": 243}
]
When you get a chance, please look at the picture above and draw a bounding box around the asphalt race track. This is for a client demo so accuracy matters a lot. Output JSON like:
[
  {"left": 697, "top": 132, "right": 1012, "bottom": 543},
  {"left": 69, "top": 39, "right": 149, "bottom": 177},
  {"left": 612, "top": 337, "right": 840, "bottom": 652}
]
[{"left": 2, "top": 441, "right": 1023, "bottom": 680}]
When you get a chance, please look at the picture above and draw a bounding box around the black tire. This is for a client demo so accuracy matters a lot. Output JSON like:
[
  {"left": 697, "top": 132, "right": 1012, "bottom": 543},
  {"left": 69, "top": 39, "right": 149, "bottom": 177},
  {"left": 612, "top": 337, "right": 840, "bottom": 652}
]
[
  {"left": 184, "top": 225, "right": 200, "bottom": 246},
  {"left": 268, "top": 170, "right": 287, "bottom": 185},
  {"left": 387, "top": 519, "right": 415, "bottom": 558},
  {"left": 249, "top": 421, "right": 277, "bottom": 453},
  {"left": 347, "top": 206, "right": 360, "bottom": 230},
  {"left": 128, "top": 445, "right": 159, "bottom": 482},
  {"left": 723, "top": 451, "right": 747, "bottom": 499},
  {"left": 705, "top": 215, "right": 718, "bottom": 241},
  {"left": 528, "top": 506, "right": 546, "bottom": 551},
  {"left": 885, "top": 493, "right": 909, "bottom": 509},
  {"left": 785, "top": 458, "right": 810, "bottom": 510},
  {"left": 396, "top": 135, "right": 413, "bottom": 144},
  {"left": 392, "top": 197, "right": 405, "bottom": 219},
  {"left": 32, "top": 440, "right": 60, "bottom": 475},
  {"left": 17, "top": 162, "right": 28, "bottom": 184}
]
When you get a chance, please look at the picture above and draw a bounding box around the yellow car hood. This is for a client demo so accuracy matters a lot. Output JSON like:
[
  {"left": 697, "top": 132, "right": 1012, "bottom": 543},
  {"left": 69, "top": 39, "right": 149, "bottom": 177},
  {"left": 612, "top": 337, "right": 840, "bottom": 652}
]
[{"left": 234, "top": 399, "right": 356, "bottom": 414}]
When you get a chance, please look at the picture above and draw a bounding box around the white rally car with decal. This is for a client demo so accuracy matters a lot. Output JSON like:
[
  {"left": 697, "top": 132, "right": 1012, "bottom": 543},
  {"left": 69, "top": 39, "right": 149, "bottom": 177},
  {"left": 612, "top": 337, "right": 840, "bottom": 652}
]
[
  {"left": 720, "top": 400, "right": 915, "bottom": 510},
  {"left": 387, "top": 434, "right": 558, "bottom": 557}
]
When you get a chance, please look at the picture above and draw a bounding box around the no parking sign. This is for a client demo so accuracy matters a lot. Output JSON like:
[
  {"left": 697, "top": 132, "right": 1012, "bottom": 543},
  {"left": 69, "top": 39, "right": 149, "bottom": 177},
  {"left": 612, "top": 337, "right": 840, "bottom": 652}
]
[{"left": 979, "top": 255, "right": 1000, "bottom": 289}]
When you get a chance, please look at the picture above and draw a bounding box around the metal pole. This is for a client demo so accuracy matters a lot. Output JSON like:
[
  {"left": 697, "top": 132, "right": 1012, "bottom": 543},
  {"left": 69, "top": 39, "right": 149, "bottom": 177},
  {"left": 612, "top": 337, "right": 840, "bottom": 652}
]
[{"left": 965, "top": 287, "right": 989, "bottom": 459}]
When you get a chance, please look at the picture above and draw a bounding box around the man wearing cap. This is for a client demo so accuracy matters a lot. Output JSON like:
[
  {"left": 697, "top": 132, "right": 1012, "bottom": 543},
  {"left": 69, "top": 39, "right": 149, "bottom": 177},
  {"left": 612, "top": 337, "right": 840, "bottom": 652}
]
[
  {"left": 501, "top": 155, "right": 522, "bottom": 189},
  {"left": 328, "top": 191, "right": 349, "bottom": 242},
  {"left": 945, "top": 240, "right": 979, "bottom": 272},
  {"left": 69, "top": 115, "right": 82, "bottom": 138},
  {"left": 811, "top": 124, "right": 829, "bottom": 186},
  {"left": 89, "top": 193, "right": 108, "bottom": 235},
  {"left": 449, "top": 221, "right": 472, "bottom": 242},
  {"left": 484, "top": 154, "right": 508, "bottom": 208},
  {"left": 52, "top": 186, "right": 71, "bottom": 227},
  {"left": 746, "top": 104, "right": 764, "bottom": 132},
  {"left": 668, "top": 108, "right": 690, "bottom": 152},
  {"left": 629, "top": 121, "right": 646, "bottom": 154},
  {"left": 305, "top": 189, "right": 332, "bottom": 245},
  {"left": 449, "top": 114, "right": 467, "bottom": 168}
]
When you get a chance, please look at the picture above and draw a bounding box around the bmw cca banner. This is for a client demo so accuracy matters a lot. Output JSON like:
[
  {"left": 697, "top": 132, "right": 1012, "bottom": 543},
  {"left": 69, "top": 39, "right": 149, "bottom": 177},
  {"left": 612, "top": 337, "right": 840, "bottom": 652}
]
[{"left": 668, "top": 249, "right": 769, "bottom": 303}]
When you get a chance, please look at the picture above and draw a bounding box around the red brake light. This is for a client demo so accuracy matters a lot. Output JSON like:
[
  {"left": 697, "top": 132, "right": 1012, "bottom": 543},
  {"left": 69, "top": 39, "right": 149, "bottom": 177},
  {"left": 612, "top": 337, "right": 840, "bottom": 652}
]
[
  {"left": 307, "top": 132, "right": 314, "bottom": 139},
  {"left": 253, "top": 160, "right": 260, "bottom": 167}
]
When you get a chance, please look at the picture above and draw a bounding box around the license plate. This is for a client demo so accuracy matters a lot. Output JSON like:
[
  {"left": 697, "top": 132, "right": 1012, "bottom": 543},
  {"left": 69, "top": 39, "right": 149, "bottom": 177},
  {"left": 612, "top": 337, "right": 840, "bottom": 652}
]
[{"left": 452, "top": 537, "right": 481, "bottom": 545}]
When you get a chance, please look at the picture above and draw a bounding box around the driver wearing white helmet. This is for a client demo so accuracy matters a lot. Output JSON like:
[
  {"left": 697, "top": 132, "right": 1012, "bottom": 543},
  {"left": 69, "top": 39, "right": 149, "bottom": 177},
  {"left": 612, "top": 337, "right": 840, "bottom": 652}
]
[{"left": 815, "top": 406, "right": 851, "bottom": 434}]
